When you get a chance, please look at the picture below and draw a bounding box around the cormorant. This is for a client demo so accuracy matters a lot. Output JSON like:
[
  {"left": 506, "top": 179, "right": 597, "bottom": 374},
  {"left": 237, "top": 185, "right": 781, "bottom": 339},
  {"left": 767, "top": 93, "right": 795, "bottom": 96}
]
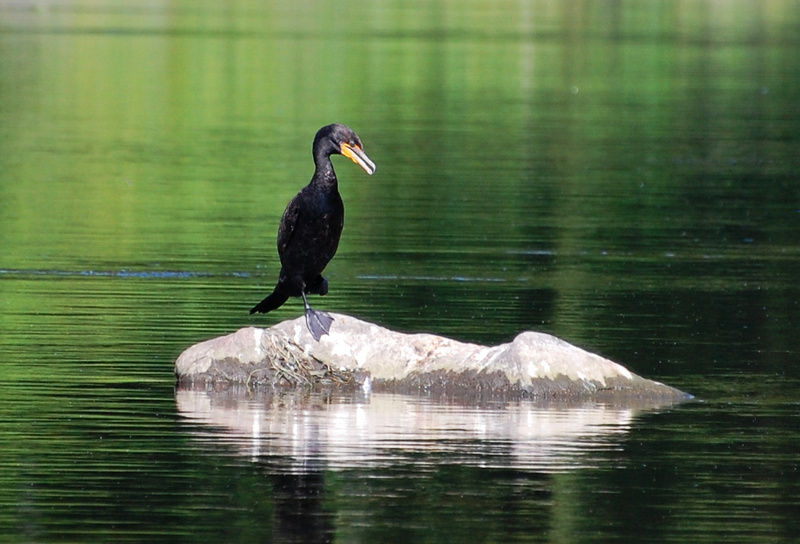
[{"left": 250, "top": 124, "right": 376, "bottom": 340}]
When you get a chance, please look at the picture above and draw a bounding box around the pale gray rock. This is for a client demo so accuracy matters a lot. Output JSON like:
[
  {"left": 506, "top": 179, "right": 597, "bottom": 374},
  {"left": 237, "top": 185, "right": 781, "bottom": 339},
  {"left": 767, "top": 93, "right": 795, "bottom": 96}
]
[{"left": 175, "top": 313, "right": 690, "bottom": 401}]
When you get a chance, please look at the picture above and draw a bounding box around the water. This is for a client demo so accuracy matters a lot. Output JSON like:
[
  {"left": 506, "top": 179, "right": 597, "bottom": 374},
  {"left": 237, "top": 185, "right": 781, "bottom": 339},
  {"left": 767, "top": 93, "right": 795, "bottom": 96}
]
[{"left": 2, "top": 0, "right": 800, "bottom": 542}]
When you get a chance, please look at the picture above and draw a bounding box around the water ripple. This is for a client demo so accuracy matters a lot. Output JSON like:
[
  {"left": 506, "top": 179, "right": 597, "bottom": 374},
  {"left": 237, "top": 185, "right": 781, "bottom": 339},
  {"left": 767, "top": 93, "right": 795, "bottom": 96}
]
[
  {"left": 0, "top": 268, "right": 251, "bottom": 279},
  {"left": 358, "top": 274, "right": 506, "bottom": 283}
]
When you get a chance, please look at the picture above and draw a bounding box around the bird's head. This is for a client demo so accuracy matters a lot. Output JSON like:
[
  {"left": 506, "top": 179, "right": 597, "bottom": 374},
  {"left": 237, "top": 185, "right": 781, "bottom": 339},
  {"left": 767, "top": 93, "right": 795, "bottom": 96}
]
[{"left": 314, "top": 123, "right": 376, "bottom": 175}]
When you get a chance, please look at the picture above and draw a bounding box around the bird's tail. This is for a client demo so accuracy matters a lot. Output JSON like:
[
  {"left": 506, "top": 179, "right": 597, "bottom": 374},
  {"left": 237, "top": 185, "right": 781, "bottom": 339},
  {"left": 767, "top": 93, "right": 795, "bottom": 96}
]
[{"left": 250, "top": 288, "right": 289, "bottom": 315}]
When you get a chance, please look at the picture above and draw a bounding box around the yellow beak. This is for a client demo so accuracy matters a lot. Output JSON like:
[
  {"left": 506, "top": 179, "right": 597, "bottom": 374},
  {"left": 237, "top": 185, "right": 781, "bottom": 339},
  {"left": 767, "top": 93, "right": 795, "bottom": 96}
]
[{"left": 341, "top": 143, "right": 377, "bottom": 175}]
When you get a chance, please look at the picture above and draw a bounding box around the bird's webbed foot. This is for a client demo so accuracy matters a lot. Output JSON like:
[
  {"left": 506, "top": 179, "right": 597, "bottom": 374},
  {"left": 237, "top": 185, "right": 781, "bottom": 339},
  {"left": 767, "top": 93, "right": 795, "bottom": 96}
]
[
  {"left": 304, "top": 308, "right": 334, "bottom": 341},
  {"left": 301, "top": 291, "right": 333, "bottom": 341}
]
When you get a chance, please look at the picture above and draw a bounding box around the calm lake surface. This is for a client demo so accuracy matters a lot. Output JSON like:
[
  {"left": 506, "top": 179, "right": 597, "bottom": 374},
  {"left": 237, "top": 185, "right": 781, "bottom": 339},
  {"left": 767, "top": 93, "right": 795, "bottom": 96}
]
[{"left": 2, "top": 1, "right": 799, "bottom": 542}]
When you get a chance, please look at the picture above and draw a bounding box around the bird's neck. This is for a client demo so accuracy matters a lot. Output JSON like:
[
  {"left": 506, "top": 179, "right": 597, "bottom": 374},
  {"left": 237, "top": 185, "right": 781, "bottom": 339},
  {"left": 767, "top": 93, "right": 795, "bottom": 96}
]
[{"left": 311, "top": 158, "right": 338, "bottom": 188}]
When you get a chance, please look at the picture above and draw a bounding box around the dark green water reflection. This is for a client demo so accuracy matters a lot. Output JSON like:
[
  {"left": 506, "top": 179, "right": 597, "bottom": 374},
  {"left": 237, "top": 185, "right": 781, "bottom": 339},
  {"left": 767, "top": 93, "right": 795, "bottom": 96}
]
[{"left": 2, "top": 0, "right": 799, "bottom": 542}]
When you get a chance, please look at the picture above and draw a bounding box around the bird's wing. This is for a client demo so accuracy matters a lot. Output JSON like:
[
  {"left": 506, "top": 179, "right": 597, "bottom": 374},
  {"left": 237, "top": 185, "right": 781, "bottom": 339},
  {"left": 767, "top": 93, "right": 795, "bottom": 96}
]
[{"left": 277, "top": 194, "right": 302, "bottom": 257}]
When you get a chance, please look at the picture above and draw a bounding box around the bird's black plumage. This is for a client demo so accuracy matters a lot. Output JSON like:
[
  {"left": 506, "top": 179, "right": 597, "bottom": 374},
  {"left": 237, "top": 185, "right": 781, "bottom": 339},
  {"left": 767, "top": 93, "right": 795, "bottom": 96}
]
[{"left": 250, "top": 124, "right": 376, "bottom": 340}]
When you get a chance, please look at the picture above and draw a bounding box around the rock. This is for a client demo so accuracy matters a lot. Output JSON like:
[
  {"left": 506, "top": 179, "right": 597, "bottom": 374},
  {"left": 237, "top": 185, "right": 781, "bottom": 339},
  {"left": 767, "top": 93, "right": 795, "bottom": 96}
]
[{"left": 175, "top": 313, "right": 691, "bottom": 401}]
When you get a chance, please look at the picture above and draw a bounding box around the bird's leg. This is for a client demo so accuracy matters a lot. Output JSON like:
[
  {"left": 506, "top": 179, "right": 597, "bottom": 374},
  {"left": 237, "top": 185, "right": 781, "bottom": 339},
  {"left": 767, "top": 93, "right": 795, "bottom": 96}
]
[{"left": 301, "top": 291, "right": 333, "bottom": 341}]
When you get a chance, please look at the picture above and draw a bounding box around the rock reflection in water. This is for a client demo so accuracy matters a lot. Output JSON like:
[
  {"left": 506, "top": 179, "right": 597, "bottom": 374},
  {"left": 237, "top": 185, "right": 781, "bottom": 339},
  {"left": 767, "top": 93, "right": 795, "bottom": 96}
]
[{"left": 176, "top": 389, "right": 679, "bottom": 473}]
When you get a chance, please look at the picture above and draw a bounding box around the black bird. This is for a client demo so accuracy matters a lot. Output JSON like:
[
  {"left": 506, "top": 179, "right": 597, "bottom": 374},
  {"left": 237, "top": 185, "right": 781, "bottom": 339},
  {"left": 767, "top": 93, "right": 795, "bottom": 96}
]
[{"left": 250, "top": 124, "right": 376, "bottom": 340}]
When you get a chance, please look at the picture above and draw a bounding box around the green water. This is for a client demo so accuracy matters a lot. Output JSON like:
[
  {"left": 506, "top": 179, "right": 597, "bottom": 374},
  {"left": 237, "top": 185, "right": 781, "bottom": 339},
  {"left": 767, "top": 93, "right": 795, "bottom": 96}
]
[{"left": 2, "top": 1, "right": 800, "bottom": 542}]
